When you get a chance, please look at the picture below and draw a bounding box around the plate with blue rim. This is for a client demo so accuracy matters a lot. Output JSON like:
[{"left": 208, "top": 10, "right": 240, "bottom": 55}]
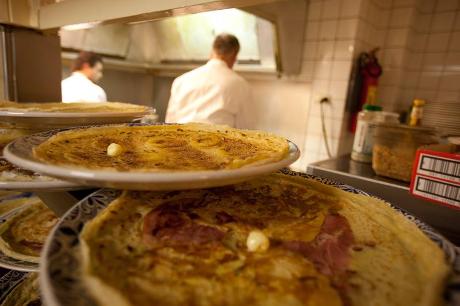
[
  {"left": 0, "top": 270, "right": 29, "bottom": 301},
  {"left": 0, "top": 157, "right": 82, "bottom": 192},
  {"left": 39, "top": 169, "right": 460, "bottom": 306}
]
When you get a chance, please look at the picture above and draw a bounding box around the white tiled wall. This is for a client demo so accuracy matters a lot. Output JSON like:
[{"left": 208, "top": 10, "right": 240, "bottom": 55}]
[
  {"left": 305, "top": 0, "right": 394, "bottom": 165},
  {"left": 300, "top": 0, "right": 459, "bottom": 168},
  {"left": 297, "top": 0, "right": 359, "bottom": 166},
  {"left": 243, "top": 0, "right": 362, "bottom": 170},
  {"left": 351, "top": 0, "right": 460, "bottom": 135}
]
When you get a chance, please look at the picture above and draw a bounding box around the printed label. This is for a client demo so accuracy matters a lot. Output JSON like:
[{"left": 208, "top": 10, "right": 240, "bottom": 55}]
[
  {"left": 352, "top": 120, "right": 375, "bottom": 155},
  {"left": 413, "top": 175, "right": 460, "bottom": 208}
]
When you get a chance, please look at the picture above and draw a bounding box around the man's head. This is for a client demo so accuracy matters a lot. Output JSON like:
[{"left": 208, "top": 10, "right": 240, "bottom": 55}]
[
  {"left": 211, "top": 33, "right": 240, "bottom": 69},
  {"left": 72, "top": 51, "right": 104, "bottom": 83}
]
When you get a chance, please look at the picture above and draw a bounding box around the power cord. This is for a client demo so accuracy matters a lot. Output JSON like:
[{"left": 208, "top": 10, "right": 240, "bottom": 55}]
[{"left": 319, "top": 97, "right": 332, "bottom": 158}]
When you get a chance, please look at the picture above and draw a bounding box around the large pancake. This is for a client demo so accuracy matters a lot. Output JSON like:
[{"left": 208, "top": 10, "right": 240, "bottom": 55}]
[
  {"left": 80, "top": 173, "right": 450, "bottom": 306},
  {"left": 33, "top": 123, "right": 290, "bottom": 171},
  {"left": 0, "top": 196, "right": 40, "bottom": 216},
  {"left": 0, "top": 101, "right": 148, "bottom": 113},
  {"left": 0, "top": 273, "right": 41, "bottom": 306},
  {"left": 0, "top": 191, "right": 22, "bottom": 201},
  {"left": 0, "top": 201, "right": 58, "bottom": 263},
  {"left": 0, "top": 128, "right": 37, "bottom": 153}
]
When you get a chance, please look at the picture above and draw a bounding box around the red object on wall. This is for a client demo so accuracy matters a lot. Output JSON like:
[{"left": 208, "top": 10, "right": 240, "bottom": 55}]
[{"left": 349, "top": 48, "right": 383, "bottom": 133}]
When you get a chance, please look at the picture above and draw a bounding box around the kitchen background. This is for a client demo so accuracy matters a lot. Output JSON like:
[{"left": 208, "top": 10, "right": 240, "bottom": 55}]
[{"left": 1, "top": 0, "right": 459, "bottom": 171}]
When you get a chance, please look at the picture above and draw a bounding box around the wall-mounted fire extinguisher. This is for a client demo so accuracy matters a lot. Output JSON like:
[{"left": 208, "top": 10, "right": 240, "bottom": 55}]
[{"left": 346, "top": 48, "right": 383, "bottom": 133}]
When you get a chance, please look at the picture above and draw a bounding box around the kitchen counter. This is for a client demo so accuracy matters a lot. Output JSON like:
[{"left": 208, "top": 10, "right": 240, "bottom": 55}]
[{"left": 307, "top": 155, "right": 460, "bottom": 245}]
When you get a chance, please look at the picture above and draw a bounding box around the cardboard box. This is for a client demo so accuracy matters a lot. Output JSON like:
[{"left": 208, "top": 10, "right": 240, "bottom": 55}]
[{"left": 410, "top": 144, "right": 460, "bottom": 210}]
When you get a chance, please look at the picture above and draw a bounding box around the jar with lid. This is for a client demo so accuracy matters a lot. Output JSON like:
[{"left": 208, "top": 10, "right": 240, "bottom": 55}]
[
  {"left": 372, "top": 124, "right": 439, "bottom": 182},
  {"left": 351, "top": 105, "right": 400, "bottom": 163}
]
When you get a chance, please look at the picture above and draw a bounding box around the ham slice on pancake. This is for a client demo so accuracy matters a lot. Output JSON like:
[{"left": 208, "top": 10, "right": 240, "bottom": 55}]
[{"left": 281, "top": 214, "right": 354, "bottom": 276}]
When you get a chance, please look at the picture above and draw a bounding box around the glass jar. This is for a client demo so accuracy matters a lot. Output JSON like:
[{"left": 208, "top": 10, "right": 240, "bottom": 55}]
[
  {"left": 351, "top": 105, "right": 399, "bottom": 163},
  {"left": 372, "top": 124, "right": 439, "bottom": 182}
]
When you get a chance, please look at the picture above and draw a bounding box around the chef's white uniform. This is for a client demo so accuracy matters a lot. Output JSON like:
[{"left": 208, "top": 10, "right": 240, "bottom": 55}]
[
  {"left": 165, "top": 59, "right": 251, "bottom": 128},
  {"left": 61, "top": 72, "right": 107, "bottom": 103}
]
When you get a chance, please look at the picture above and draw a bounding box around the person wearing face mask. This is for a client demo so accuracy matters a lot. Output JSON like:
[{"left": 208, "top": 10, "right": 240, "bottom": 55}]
[
  {"left": 61, "top": 51, "right": 107, "bottom": 103},
  {"left": 166, "top": 33, "right": 251, "bottom": 128}
]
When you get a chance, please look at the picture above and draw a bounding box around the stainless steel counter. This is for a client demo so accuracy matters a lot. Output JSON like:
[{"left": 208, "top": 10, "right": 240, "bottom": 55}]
[{"left": 307, "top": 155, "right": 460, "bottom": 245}]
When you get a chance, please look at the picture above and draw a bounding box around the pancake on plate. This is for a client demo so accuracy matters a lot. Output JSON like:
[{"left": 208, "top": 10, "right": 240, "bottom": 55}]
[
  {"left": 0, "top": 101, "right": 149, "bottom": 113},
  {"left": 0, "top": 158, "right": 52, "bottom": 182},
  {"left": 0, "top": 200, "right": 58, "bottom": 263},
  {"left": 0, "top": 195, "right": 39, "bottom": 216},
  {"left": 33, "top": 123, "right": 290, "bottom": 171},
  {"left": 0, "top": 127, "right": 37, "bottom": 153},
  {"left": 0, "top": 191, "right": 22, "bottom": 201},
  {"left": 0, "top": 273, "right": 41, "bottom": 306},
  {"left": 80, "top": 173, "right": 450, "bottom": 306}
]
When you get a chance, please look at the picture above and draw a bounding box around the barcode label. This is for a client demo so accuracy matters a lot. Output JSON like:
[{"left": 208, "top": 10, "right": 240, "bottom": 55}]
[
  {"left": 418, "top": 155, "right": 460, "bottom": 183},
  {"left": 413, "top": 176, "right": 460, "bottom": 208}
]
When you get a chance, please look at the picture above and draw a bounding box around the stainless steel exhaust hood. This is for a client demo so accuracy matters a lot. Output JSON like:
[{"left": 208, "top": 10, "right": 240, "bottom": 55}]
[
  {"left": 39, "top": 0, "right": 284, "bottom": 30},
  {"left": 58, "top": 0, "right": 306, "bottom": 76}
]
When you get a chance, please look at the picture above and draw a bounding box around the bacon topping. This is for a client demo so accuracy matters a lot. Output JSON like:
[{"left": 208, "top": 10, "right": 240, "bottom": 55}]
[
  {"left": 143, "top": 206, "right": 224, "bottom": 249},
  {"left": 19, "top": 240, "right": 43, "bottom": 252},
  {"left": 281, "top": 214, "right": 354, "bottom": 275},
  {"left": 215, "top": 211, "right": 235, "bottom": 224}
]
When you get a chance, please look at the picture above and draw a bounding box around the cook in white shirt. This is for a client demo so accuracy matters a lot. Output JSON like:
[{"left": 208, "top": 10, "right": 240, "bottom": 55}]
[
  {"left": 61, "top": 51, "right": 107, "bottom": 103},
  {"left": 166, "top": 33, "right": 251, "bottom": 128}
]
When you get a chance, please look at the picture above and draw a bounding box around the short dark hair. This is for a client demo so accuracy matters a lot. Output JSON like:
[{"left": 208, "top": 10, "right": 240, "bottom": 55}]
[
  {"left": 212, "top": 33, "right": 240, "bottom": 56},
  {"left": 72, "top": 51, "right": 103, "bottom": 71}
]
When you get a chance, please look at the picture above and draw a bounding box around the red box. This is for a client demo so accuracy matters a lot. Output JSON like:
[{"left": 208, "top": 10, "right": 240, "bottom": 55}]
[{"left": 410, "top": 144, "right": 460, "bottom": 210}]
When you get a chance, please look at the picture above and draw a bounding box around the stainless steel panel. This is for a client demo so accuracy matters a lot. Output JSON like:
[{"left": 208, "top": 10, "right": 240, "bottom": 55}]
[
  {"left": 1, "top": 24, "right": 61, "bottom": 102},
  {"left": 9, "top": 26, "right": 61, "bottom": 102},
  {"left": 0, "top": 27, "right": 8, "bottom": 99}
]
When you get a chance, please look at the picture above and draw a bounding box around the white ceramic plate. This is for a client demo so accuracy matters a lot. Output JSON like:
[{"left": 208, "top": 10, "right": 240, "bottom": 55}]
[
  {"left": 0, "top": 180, "right": 82, "bottom": 192},
  {"left": 0, "top": 109, "right": 149, "bottom": 129},
  {"left": 39, "top": 171, "right": 460, "bottom": 306},
  {"left": 0, "top": 158, "right": 82, "bottom": 192},
  {"left": 4, "top": 125, "right": 300, "bottom": 190}
]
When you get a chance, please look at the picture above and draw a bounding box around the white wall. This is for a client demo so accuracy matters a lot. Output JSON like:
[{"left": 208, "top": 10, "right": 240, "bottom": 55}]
[
  {"left": 242, "top": 79, "right": 312, "bottom": 170},
  {"left": 243, "top": 0, "right": 360, "bottom": 170},
  {"left": 99, "top": 70, "right": 154, "bottom": 106},
  {"left": 354, "top": 0, "right": 460, "bottom": 135}
]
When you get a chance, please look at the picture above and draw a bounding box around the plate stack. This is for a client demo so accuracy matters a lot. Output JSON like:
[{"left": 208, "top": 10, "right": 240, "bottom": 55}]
[
  {"left": 0, "top": 101, "right": 151, "bottom": 305},
  {"left": 0, "top": 109, "right": 458, "bottom": 306}
]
